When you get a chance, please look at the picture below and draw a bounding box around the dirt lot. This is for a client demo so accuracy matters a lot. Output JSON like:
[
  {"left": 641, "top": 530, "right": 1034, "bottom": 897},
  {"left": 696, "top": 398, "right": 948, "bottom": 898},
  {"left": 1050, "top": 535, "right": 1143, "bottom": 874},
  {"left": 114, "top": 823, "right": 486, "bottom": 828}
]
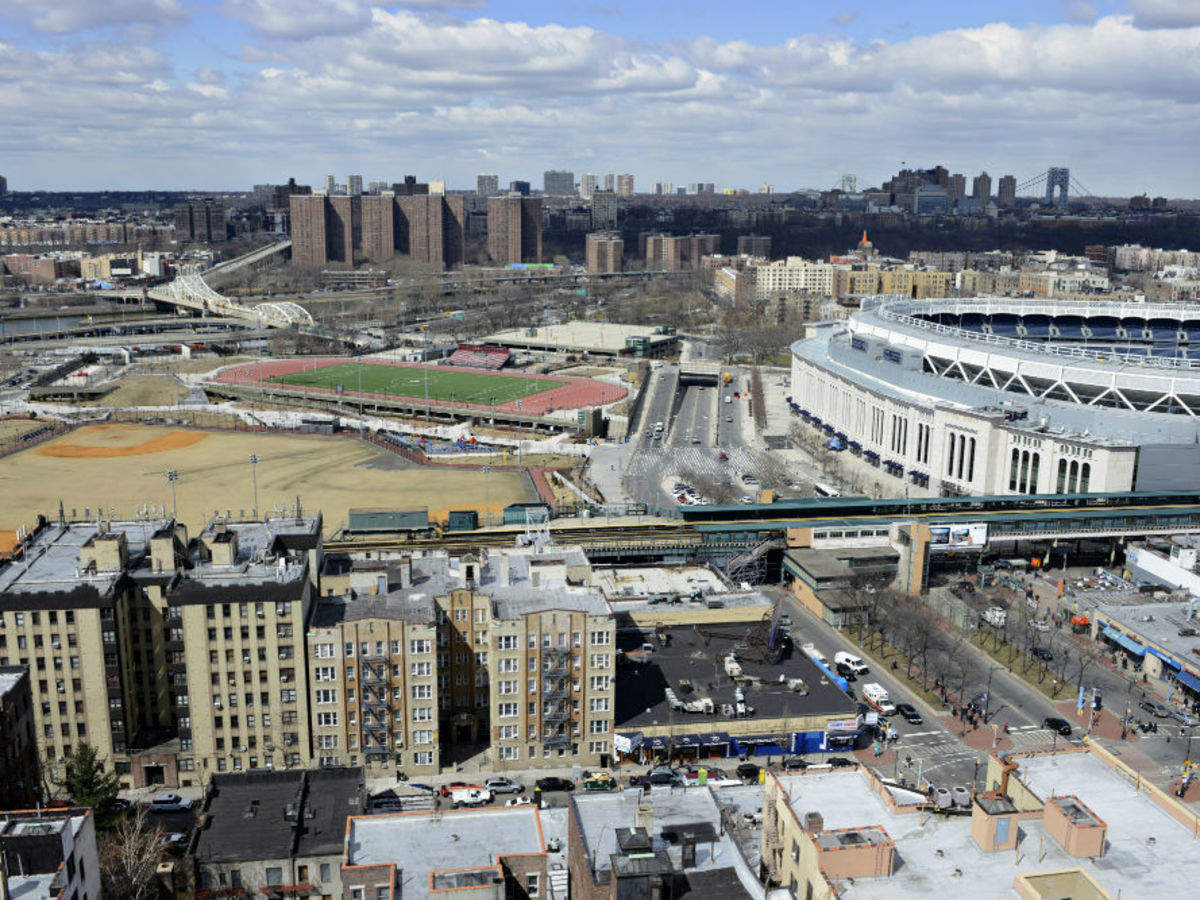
[
  {"left": 97, "top": 375, "right": 190, "bottom": 408},
  {"left": 0, "top": 423, "right": 534, "bottom": 534}
]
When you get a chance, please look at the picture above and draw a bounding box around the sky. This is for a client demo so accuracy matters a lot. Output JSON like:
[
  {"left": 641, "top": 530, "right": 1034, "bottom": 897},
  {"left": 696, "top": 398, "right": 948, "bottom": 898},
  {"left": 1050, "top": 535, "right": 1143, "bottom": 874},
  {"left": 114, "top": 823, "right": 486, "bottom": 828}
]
[{"left": 2, "top": 0, "right": 1200, "bottom": 194}]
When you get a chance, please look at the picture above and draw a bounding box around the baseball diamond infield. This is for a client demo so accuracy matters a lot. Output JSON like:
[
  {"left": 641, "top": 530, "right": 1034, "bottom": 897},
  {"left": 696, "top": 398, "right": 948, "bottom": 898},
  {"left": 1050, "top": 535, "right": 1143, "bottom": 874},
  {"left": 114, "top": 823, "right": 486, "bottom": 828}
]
[
  {"left": 210, "top": 358, "right": 627, "bottom": 414},
  {"left": 0, "top": 424, "right": 535, "bottom": 535}
]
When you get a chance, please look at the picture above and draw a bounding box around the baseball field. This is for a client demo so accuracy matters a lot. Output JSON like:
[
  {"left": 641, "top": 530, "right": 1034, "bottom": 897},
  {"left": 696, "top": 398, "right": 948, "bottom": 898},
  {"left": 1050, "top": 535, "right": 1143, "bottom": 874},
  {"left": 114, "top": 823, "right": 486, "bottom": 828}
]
[
  {"left": 269, "top": 362, "right": 562, "bottom": 406},
  {"left": 0, "top": 423, "right": 534, "bottom": 535}
]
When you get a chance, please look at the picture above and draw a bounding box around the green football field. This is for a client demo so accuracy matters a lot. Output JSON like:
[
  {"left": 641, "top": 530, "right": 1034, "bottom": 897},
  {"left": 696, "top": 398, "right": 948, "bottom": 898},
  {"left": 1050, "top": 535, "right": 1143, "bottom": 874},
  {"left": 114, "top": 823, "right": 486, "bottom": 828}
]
[{"left": 269, "top": 362, "right": 564, "bottom": 405}]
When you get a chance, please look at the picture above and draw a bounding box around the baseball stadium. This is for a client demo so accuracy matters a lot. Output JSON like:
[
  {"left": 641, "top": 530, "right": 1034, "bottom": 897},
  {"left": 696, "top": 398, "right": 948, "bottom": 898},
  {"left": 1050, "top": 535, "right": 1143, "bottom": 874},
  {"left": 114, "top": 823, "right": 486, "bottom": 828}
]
[
  {"left": 209, "top": 357, "right": 627, "bottom": 417},
  {"left": 791, "top": 297, "right": 1200, "bottom": 498}
]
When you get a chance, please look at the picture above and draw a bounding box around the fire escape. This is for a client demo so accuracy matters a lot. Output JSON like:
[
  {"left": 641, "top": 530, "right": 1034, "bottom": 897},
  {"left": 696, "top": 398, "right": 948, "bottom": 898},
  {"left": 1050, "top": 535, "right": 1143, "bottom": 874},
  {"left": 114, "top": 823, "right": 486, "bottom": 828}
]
[
  {"left": 541, "top": 646, "right": 573, "bottom": 747},
  {"left": 360, "top": 652, "right": 391, "bottom": 759}
]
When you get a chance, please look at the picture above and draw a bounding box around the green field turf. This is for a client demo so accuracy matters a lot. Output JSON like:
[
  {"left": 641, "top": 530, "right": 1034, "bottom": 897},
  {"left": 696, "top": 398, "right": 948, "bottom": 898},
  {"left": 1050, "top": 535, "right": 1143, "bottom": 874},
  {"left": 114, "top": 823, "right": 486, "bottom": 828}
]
[{"left": 269, "top": 362, "right": 564, "bottom": 405}]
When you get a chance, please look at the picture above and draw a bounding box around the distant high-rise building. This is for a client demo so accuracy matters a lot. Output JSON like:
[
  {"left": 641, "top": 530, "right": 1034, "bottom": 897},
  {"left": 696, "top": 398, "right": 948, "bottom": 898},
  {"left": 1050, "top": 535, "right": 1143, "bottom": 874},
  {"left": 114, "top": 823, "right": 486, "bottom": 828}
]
[
  {"left": 476, "top": 174, "right": 499, "bottom": 197},
  {"left": 948, "top": 173, "right": 966, "bottom": 202},
  {"left": 0, "top": 175, "right": 7, "bottom": 196},
  {"left": 643, "top": 233, "right": 718, "bottom": 270},
  {"left": 604, "top": 173, "right": 615, "bottom": 192},
  {"left": 391, "top": 175, "right": 429, "bottom": 196},
  {"left": 686, "top": 184, "right": 700, "bottom": 195},
  {"left": 737, "top": 235, "right": 772, "bottom": 258},
  {"left": 616, "top": 173, "right": 635, "bottom": 196},
  {"left": 700, "top": 183, "right": 715, "bottom": 194},
  {"left": 487, "top": 195, "right": 542, "bottom": 265},
  {"left": 367, "top": 180, "right": 388, "bottom": 195},
  {"left": 268, "top": 177, "right": 311, "bottom": 211},
  {"left": 972, "top": 171, "right": 992, "bottom": 203},
  {"left": 590, "top": 190, "right": 618, "bottom": 229},
  {"left": 347, "top": 174, "right": 363, "bottom": 196},
  {"left": 579, "top": 173, "right": 599, "bottom": 199},
  {"left": 174, "top": 200, "right": 228, "bottom": 243},
  {"left": 428, "top": 180, "right": 446, "bottom": 196},
  {"left": 759, "top": 183, "right": 774, "bottom": 194},
  {"left": 653, "top": 182, "right": 673, "bottom": 195},
  {"left": 586, "top": 232, "right": 623, "bottom": 274},
  {"left": 324, "top": 174, "right": 336, "bottom": 195},
  {"left": 913, "top": 184, "right": 949, "bottom": 214},
  {"left": 998, "top": 174, "right": 1017, "bottom": 207},
  {"left": 509, "top": 180, "right": 531, "bottom": 196},
  {"left": 543, "top": 170, "right": 575, "bottom": 196},
  {"left": 291, "top": 193, "right": 464, "bottom": 268}
]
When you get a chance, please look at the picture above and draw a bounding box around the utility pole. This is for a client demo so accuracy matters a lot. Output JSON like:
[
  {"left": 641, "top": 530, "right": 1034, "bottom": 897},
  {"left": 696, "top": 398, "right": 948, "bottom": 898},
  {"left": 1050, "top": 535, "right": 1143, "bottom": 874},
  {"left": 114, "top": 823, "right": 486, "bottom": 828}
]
[
  {"left": 249, "top": 453, "right": 261, "bottom": 519},
  {"left": 166, "top": 470, "right": 179, "bottom": 519}
]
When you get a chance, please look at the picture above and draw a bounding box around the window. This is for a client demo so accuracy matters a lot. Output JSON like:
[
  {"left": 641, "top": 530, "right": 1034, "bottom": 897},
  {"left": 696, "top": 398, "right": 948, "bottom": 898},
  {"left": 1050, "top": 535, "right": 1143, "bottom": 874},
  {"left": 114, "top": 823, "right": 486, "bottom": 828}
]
[
  {"left": 411, "top": 684, "right": 432, "bottom": 700},
  {"left": 498, "top": 702, "right": 518, "bottom": 718},
  {"left": 314, "top": 666, "right": 336, "bottom": 682},
  {"left": 589, "top": 654, "right": 610, "bottom": 669},
  {"left": 589, "top": 719, "right": 609, "bottom": 733},
  {"left": 589, "top": 630, "right": 611, "bottom": 646},
  {"left": 280, "top": 689, "right": 296, "bottom": 703},
  {"left": 377, "top": 888, "right": 389, "bottom": 900},
  {"left": 410, "top": 662, "right": 432, "bottom": 677},
  {"left": 319, "top": 864, "right": 331, "bottom": 882},
  {"left": 499, "top": 657, "right": 519, "bottom": 673},
  {"left": 499, "top": 681, "right": 518, "bottom": 695},
  {"left": 315, "top": 689, "right": 338, "bottom": 704},
  {"left": 314, "top": 643, "right": 335, "bottom": 659},
  {"left": 412, "top": 707, "right": 432, "bottom": 722},
  {"left": 589, "top": 697, "right": 610, "bottom": 712},
  {"left": 266, "top": 867, "right": 283, "bottom": 886},
  {"left": 318, "top": 734, "right": 339, "bottom": 749},
  {"left": 316, "top": 712, "right": 339, "bottom": 727},
  {"left": 589, "top": 676, "right": 610, "bottom": 691},
  {"left": 413, "top": 729, "right": 433, "bottom": 744},
  {"left": 413, "top": 751, "right": 434, "bottom": 766},
  {"left": 499, "top": 724, "right": 518, "bottom": 740},
  {"left": 497, "top": 635, "right": 518, "bottom": 650},
  {"left": 588, "top": 741, "right": 608, "bottom": 755},
  {"left": 526, "top": 873, "right": 539, "bottom": 897},
  {"left": 350, "top": 888, "right": 364, "bottom": 900},
  {"left": 499, "top": 746, "right": 519, "bottom": 760}
]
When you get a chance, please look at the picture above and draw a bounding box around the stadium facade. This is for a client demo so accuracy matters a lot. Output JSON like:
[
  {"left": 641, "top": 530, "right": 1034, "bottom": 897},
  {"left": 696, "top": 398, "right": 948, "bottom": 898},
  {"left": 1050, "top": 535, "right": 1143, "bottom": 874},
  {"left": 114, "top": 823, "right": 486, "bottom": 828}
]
[{"left": 790, "top": 297, "right": 1200, "bottom": 496}]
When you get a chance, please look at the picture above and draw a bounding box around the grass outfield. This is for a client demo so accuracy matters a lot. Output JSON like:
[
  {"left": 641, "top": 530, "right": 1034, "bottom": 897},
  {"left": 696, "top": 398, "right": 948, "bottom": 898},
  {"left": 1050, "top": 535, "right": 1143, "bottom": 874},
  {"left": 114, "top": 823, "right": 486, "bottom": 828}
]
[{"left": 270, "top": 362, "right": 563, "bottom": 405}]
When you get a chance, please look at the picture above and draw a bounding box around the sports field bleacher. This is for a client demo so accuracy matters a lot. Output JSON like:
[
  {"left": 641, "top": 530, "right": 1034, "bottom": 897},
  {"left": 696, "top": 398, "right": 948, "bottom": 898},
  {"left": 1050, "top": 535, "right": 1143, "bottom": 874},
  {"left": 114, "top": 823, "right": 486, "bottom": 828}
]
[{"left": 445, "top": 343, "right": 511, "bottom": 370}]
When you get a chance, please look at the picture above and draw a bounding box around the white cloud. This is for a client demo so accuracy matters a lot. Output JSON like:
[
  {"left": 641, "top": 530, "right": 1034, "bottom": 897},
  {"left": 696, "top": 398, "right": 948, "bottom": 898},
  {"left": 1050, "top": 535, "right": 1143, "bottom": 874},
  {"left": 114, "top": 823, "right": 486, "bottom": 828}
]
[
  {"left": 3, "top": 0, "right": 187, "bottom": 33},
  {"left": 1127, "top": 0, "right": 1200, "bottom": 29},
  {"left": 5, "top": 9, "right": 1200, "bottom": 192}
]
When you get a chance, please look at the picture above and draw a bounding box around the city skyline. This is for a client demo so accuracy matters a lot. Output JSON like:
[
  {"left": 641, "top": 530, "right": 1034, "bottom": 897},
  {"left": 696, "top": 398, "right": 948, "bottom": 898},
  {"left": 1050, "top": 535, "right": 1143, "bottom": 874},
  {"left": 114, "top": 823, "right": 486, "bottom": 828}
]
[{"left": 1, "top": 2, "right": 1199, "bottom": 194}]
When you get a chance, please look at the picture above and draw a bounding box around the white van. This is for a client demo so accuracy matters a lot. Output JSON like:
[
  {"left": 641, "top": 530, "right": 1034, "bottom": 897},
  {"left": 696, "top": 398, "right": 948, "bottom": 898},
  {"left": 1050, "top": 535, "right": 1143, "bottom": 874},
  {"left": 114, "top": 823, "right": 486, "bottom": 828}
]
[
  {"left": 834, "top": 651, "right": 869, "bottom": 676},
  {"left": 450, "top": 788, "right": 493, "bottom": 807},
  {"left": 862, "top": 683, "right": 896, "bottom": 716}
]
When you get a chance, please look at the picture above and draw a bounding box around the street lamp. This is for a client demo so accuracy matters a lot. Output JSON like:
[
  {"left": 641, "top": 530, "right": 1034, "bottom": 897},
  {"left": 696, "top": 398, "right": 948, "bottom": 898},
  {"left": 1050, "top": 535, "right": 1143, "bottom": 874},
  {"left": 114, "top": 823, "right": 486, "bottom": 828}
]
[
  {"left": 483, "top": 466, "right": 491, "bottom": 526},
  {"left": 249, "top": 453, "right": 261, "bottom": 519},
  {"left": 165, "top": 470, "right": 179, "bottom": 519}
]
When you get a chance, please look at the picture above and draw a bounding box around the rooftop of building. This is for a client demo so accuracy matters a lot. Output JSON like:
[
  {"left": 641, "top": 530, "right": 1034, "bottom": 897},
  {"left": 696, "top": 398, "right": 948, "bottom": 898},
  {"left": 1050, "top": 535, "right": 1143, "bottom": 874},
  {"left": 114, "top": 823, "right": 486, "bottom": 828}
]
[
  {"left": 784, "top": 547, "right": 900, "bottom": 584},
  {"left": 192, "top": 767, "right": 364, "bottom": 865},
  {"left": 573, "top": 787, "right": 759, "bottom": 899},
  {"left": 345, "top": 806, "right": 547, "bottom": 900},
  {"left": 1093, "top": 599, "right": 1200, "bottom": 663},
  {"left": 0, "top": 664, "right": 27, "bottom": 699},
  {"left": 774, "top": 749, "right": 1200, "bottom": 897},
  {"left": 615, "top": 624, "right": 857, "bottom": 729},
  {"left": 793, "top": 326, "right": 1200, "bottom": 447},
  {"left": 311, "top": 592, "right": 436, "bottom": 628},
  {"left": 0, "top": 518, "right": 170, "bottom": 605},
  {"left": 592, "top": 564, "right": 732, "bottom": 601},
  {"left": 485, "top": 321, "right": 677, "bottom": 353},
  {"left": 5, "top": 872, "right": 58, "bottom": 899}
]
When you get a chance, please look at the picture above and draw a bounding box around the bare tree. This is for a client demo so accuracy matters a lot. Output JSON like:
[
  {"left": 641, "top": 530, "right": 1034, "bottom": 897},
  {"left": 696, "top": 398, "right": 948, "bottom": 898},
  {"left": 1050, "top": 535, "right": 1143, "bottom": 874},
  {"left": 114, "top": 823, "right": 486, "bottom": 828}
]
[{"left": 100, "top": 807, "right": 169, "bottom": 900}]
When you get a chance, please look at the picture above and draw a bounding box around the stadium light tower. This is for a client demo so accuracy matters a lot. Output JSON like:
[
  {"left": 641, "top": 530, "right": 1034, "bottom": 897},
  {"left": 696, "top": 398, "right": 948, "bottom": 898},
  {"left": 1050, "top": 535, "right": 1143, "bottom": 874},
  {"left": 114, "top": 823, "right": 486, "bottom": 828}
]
[
  {"left": 249, "top": 453, "right": 261, "bottom": 519},
  {"left": 165, "top": 470, "right": 179, "bottom": 518}
]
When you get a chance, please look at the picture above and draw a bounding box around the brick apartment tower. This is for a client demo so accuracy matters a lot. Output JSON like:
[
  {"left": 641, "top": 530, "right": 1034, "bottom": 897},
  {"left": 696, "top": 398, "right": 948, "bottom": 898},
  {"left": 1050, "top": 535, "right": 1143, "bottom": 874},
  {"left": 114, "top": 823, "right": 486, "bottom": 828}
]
[
  {"left": 487, "top": 196, "right": 543, "bottom": 265},
  {"left": 290, "top": 194, "right": 464, "bottom": 268}
]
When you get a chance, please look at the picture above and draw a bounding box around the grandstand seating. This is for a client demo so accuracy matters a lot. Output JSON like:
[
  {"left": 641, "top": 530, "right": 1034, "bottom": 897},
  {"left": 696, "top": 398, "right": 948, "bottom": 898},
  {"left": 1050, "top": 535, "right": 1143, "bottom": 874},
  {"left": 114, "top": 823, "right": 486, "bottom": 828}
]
[{"left": 445, "top": 343, "right": 511, "bottom": 370}]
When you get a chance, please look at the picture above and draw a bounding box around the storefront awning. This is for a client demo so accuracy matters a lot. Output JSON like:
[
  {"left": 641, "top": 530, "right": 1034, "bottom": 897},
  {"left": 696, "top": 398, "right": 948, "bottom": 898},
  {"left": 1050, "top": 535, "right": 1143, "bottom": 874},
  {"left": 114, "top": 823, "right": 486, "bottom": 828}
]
[
  {"left": 699, "top": 731, "right": 731, "bottom": 746},
  {"left": 673, "top": 734, "right": 701, "bottom": 748},
  {"left": 734, "top": 735, "right": 780, "bottom": 745},
  {"left": 614, "top": 732, "right": 643, "bottom": 753},
  {"left": 646, "top": 735, "right": 670, "bottom": 751},
  {"left": 1146, "top": 646, "right": 1181, "bottom": 669},
  {"left": 1175, "top": 669, "right": 1200, "bottom": 694},
  {"left": 1102, "top": 625, "right": 1147, "bottom": 656}
]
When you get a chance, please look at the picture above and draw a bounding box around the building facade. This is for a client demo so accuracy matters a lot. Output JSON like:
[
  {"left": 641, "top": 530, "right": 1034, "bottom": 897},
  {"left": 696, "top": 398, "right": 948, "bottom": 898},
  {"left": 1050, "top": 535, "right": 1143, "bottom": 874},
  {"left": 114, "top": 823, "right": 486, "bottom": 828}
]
[
  {"left": 543, "top": 170, "right": 575, "bottom": 196},
  {"left": 487, "top": 196, "right": 543, "bottom": 265},
  {"left": 0, "top": 666, "right": 40, "bottom": 808},
  {"left": 290, "top": 194, "right": 465, "bottom": 268},
  {"left": 0, "top": 807, "right": 100, "bottom": 900},
  {"left": 174, "top": 201, "right": 228, "bottom": 243},
  {"left": 476, "top": 174, "right": 500, "bottom": 197},
  {"left": 616, "top": 173, "right": 635, "bottom": 196},
  {"left": 586, "top": 233, "right": 623, "bottom": 275}
]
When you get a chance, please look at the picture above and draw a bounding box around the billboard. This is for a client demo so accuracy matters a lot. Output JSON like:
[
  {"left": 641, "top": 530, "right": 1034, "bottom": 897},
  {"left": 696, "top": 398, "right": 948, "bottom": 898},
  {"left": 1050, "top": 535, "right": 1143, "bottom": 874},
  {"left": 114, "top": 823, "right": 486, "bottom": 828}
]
[{"left": 929, "top": 522, "right": 989, "bottom": 550}]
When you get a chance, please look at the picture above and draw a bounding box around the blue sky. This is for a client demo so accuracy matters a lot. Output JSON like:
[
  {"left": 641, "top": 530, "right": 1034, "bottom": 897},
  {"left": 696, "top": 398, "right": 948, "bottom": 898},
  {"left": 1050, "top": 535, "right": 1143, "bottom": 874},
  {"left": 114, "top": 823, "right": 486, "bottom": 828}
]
[{"left": 1, "top": 0, "right": 1199, "bottom": 194}]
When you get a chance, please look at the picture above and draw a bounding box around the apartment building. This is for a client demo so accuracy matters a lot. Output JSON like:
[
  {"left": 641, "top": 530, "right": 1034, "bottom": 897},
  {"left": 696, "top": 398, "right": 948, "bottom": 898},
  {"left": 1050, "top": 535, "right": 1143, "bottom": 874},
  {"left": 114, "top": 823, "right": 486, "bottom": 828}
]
[
  {"left": 0, "top": 665, "right": 40, "bottom": 808},
  {"left": 0, "top": 807, "right": 100, "bottom": 900},
  {"left": 487, "top": 195, "right": 543, "bottom": 265},
  {"left": 642, "top": 233, "right": 719, "bottom": 271},
  {"left": 752, "top": 257, "right": 838, "bottom": 298},
  {"left": 312, "top": 547, "right": 616, "bottom": 774},
  {"left": 586, "top": 232, "right": 623, "bottom": 275},
  {"left": 0, "top": 511, "right": 321, "bottom": 791},
  {"left": 616, "top": 173, "right": 635, "bottom": 196},
  {"left": 290, "top": 193, "right": 465, "bottom": 268},
  {"left": 170, "top": 515, "right": 322, "bottom": 781},
  {"left": 590, "top": 189, "right": 618, "bottom": 229}
]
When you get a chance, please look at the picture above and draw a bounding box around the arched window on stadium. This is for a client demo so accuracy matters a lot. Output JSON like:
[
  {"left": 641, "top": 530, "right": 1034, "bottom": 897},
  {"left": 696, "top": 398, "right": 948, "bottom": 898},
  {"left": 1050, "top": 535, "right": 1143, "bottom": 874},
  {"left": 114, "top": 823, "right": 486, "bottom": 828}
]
[
  {"left": 967, "top": 437, "right": 976, "bottom": 483},
  {"left": 1010, "top": 448, "right": 1021, "bottom": 492},
  {"left": 1019, "top": 450, "right": 1030, "bottom": 493},
  {"left": 1027, "top": 452, "right": 1040, "bottom": 494},
  {"left": 1068, "top": 459, "right": 1079, "bottom": 493},
  {"left": 1057, "top": 458, "right": 1068, "bottom": 493},
  {"left": 1079, "top": 462, "right": 1091, "bottom": 493},
  {"left": 948, "top": 435, "right": 957, "bottom": 477}
]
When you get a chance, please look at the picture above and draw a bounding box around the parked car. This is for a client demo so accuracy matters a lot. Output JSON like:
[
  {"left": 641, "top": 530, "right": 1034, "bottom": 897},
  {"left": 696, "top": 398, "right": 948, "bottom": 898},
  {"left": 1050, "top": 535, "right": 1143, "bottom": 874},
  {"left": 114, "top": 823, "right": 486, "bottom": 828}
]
[
  {"left": 684, "top": 766, "right": 728, "bottom": 781},
  {"left": 1170, "top": 709, "right": 1200, "bottom": 727},
  {"left": 1140, "top": 699, "right": 1172, "bottom": 718},
  {"left": 781, "top": 757, "right": 808, "bottom": 771},
  {"left": 451, "top": 788, "right": 493, "bottom": 808},
  {"left": 1031, "top": 647, "right": 1054, "bottom": 662},
  {"left": 485, "top": 777, "right": 524, "bottom": 794},
  {"left": 835, "top": 662, "right": 858, "bottom": 682},
  {"left": 826, "top": 757, "right": 855, "bottom": 769},
  {"left": 148, "top": 793, "right": 194, "bottom": 813},
  {"left": 1043, "top": 716, "right": 1072, "bottom": 736},
  {"left": 535, "top": 777, "right": 575, "bottom": 793},
  {"left": 895, "top": 703, "right": 923, "bottom": 725},
  {"left": 440, "top": 781, "right": 474, "bottom": 798},
  {"left": 505, "top": 796, "right": 534, "bottom": 807},
  {"left": 736, "top": 763, "right": 761, "bottom": 781},
  {"left": 646, "top": 767, "right": 681, "bottom": 785},
  {"left": 165, "top": 831, "right": 190, "bottom": 853}
]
